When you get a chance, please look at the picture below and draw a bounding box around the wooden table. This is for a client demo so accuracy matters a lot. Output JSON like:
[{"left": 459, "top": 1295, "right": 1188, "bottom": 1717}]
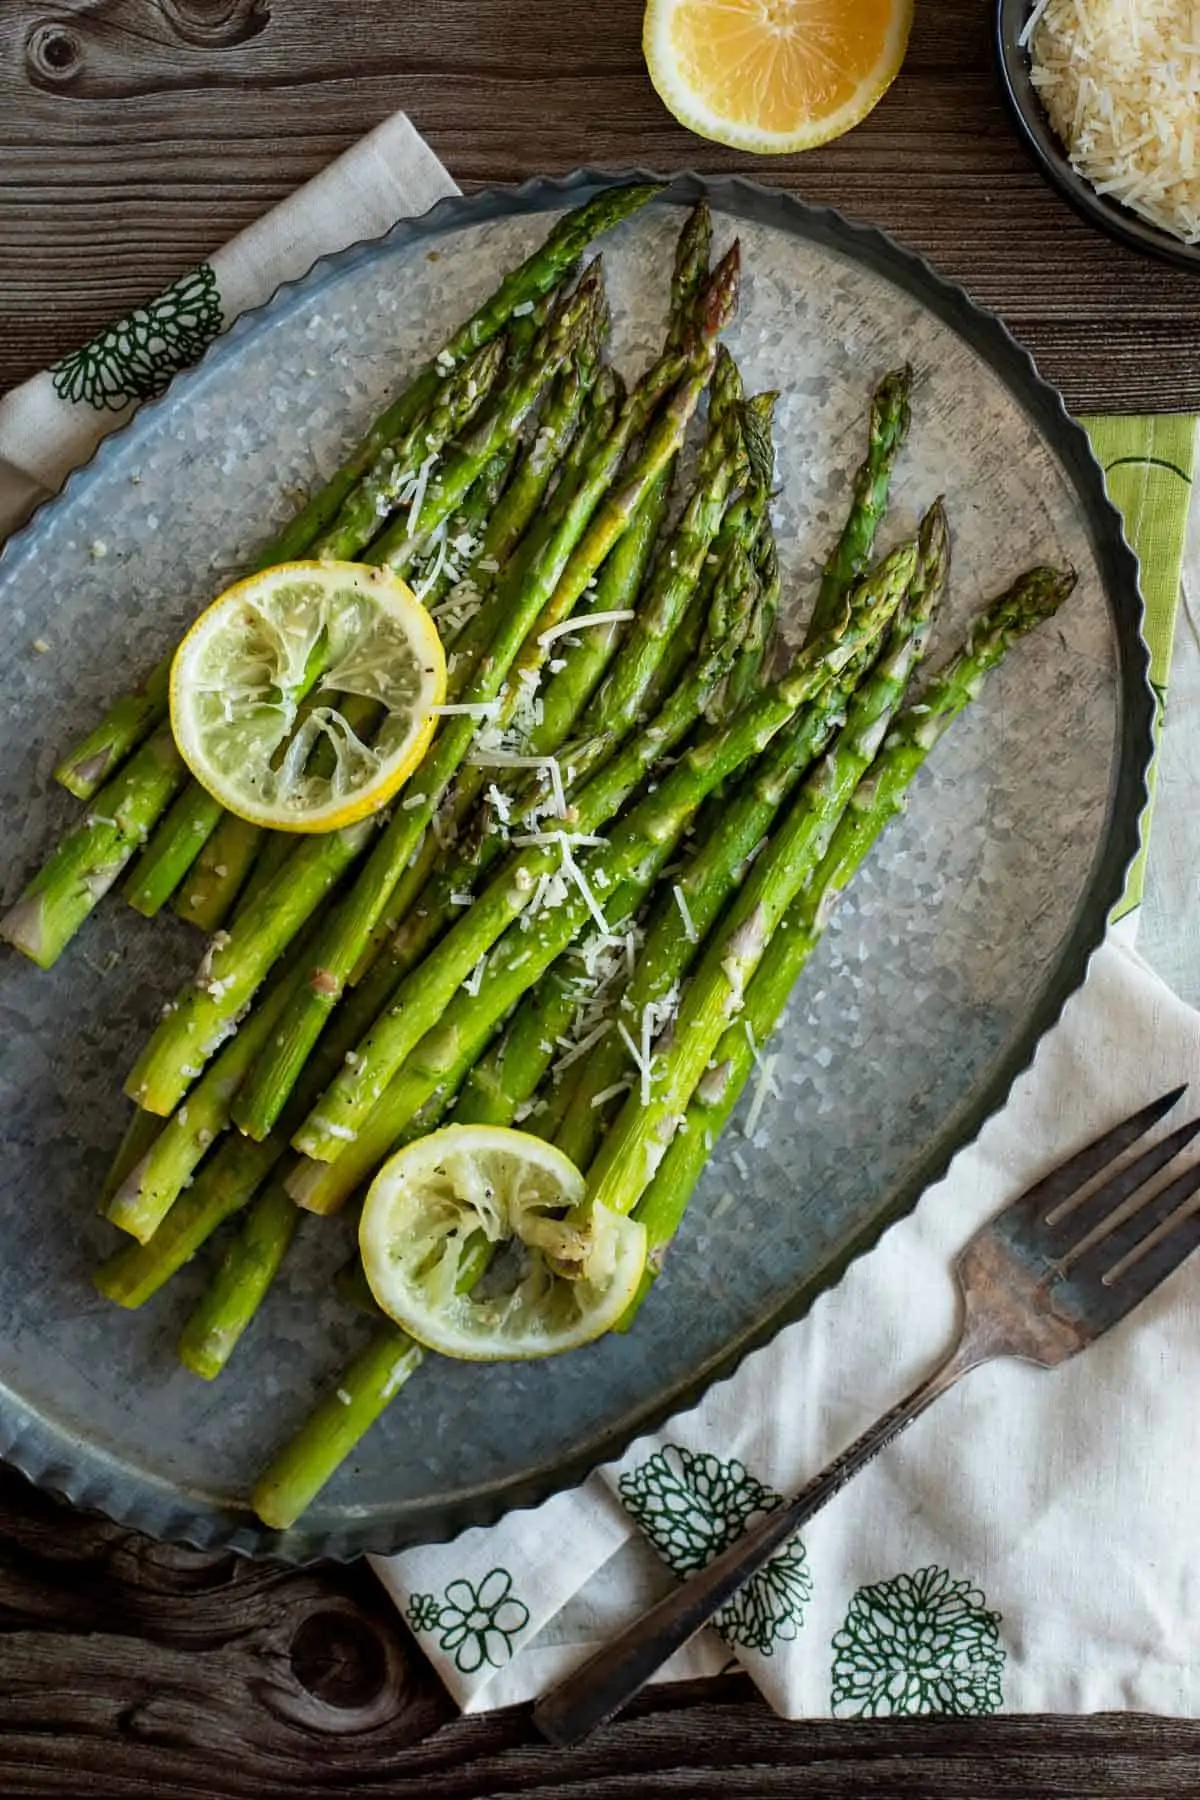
[{"left": 2, "top": 2, "right": 1198, "bottom": 1793}]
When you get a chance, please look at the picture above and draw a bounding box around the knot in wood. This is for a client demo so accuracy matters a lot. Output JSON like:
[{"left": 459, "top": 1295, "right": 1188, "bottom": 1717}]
[
  {"left": 157, "top": 0, "right": 271, "bottom": 49},
  {"left": 25, "top": 21, "right": 83, "bottom": 83},
  {"left": 289, "top": 1608, "right": 388, "bottom": 1712}
]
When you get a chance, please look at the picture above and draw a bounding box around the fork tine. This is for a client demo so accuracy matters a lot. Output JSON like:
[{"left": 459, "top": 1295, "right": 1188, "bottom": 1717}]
[
  {"left": 1010, "top": 1086, "right": 1187, "bottom": 1241},
  {"left": 1069, "top": 1150, "right": 1200, "bottom": 1275},
  {"left": 1075, "top": 1161, "right": 1200, "bottom": 1333},
  {"left": 1041, "top": 1113, "right": 1200, "bottom": 1250}
]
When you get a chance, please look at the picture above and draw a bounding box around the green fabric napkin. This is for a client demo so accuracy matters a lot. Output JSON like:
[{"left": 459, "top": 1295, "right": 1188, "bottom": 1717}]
[{"left": 1081, "top": 413, "right": 1197, "bottom": 918}]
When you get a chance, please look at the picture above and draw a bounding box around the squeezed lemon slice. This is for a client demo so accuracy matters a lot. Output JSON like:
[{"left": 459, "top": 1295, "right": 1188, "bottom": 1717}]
[
  {"left": 169, "top": 560, "right": 445, "bottom": 833},
  {"left": 359, "top": 1125, "right": 647, "bottom": 1361},
  {"left": 643, "top": 0, "right": 913, "bottom": 155}
]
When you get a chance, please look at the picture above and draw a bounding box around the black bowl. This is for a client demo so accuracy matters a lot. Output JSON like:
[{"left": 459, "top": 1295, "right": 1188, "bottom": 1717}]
[{"left": 994, "top": 0, "right": 1200, "bottom": 272}]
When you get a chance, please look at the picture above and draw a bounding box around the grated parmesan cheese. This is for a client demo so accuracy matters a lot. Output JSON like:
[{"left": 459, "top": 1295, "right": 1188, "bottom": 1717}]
[
  {"left": 462, "top": 952, "right": 489, "bottom": 998},
  {"left": 672, "top": 884, "right": 698, "bottom": 943},
  {"left": 617, "top": 1019, "right": 653, "bottom": 1106},
  {"left": 538, "top": 610, "right": 635, "bottom": 648},
  {"left": 743, "top": 1052, "right": 780, "bottom": 1139},
  {"left": 1029, "top": 0, "right": 1200, "bottom": 244},
  {"left": 592, "top": 1080, "right": 631, "bottom": 1109},
  {"left": 430, "top": 700, "right": 503, "bottom": 718}
]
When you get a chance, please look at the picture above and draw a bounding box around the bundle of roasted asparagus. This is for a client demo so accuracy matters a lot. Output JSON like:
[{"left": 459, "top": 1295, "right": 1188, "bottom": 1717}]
[{"left": 0, "top": 185, "right": 1075, "bottom": 1530}]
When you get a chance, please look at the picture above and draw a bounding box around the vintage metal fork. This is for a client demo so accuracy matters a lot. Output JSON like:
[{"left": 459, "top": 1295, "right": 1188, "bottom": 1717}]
[{"left": 534, "top": 1086, "right": 1200, "bottom": 1746}]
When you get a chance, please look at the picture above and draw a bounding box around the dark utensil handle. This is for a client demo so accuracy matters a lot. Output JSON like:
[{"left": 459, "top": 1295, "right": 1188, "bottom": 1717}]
[{"left": 533, "top": 1350, "right": 972, "bottom": 1747}]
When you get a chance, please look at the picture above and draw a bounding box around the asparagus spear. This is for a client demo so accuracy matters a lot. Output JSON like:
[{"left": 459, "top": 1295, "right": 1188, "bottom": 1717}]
[
  {"left": 252, "top": 563, "right": 1068, "bottom": 1532},
  {"left": 578, "top": 538, "right": 954, "bottom": 1231},
  {"left": 52, "top": 184, "right": 660, "bottom": 800},
  {"left": 121, "top": 274, "right": 608, "bottom": 1117},
  {"left": 666, "top": 200, "right": 715, "bottom": 339},
  {"left": 307, "top": 336, "right": 510, "bottom": 561},
  {"left": 98, "top": 1107, "right": 165, "bottom": 1212},
  {"left": 173, "top": 813, "right": 265, "bottom": 932},
  {"left": 413, "top": 442, "right": 526, "bottom": 626},
  {"left": 532, "top": 484, "right": 663, "bottom": 753},
  {"left": 289, "top": 544, "right": 903, "bottom": 1190},
  {"left": 13, "top": 326, "right": 524, "bottom": 964},
  {"left": 723, "top": 514, "right": 782, "bottom": 716},
  {"left": 526, "top": 202, "right": 714, "bottom": 758},
  {"left": 803, "top": 366, "right": 913, "bottom": 648},
  {"left": 252, "top": 1327, "right": 426, "bottom": 1531},
  {"left": 289, "top": 540, "right": 762, "bottom": 1163},
  {"left": 347, "top": 400, "right": 750, "bottom": 1028},
  {"left": 341, "top": 363, "right": 621, "bottom": 990},
  {"left": 637, "top": 391, "right": 776, "bottom": 723},
  {"left": 1, "top": 723, "right": 188, "bottom": 968},
  {"left": 624, "top": 562, "right": 1077, "bottom": 1318},
  {"left": 527, "top": 374, "right": 748, "bottom": 800},
  {"left": 105, "top": 939, "right": 314, "bottom": 1241},
  {"left": 229, "top": 316, "right": 731, "bottom": 1140},
  {"left": 54, "top": 334, "right": 510, "bottom": 831},
  {"left": 358, "top": 222, "right": 723, "bottom": 994},
  {"left": 55, "top": 661, "right": 173, "bottom": 805},
  {"left": 123, "top": 785, "right": 225, "bottom": 919},
  {"left": 178, "top": 1183, "right": 300, "bottom": 1379},
  {"left": 556, "top": 504, "right": 949, "bottom": 1169},
  {"left": 94, "top": 1132, "right": 279, "bottom": 1308}
]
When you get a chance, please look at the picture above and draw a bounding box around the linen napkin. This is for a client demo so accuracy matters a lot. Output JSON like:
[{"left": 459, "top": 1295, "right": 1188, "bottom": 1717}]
[
  {"left": 374, "top": 419, "right": 1200, "bottom": 1717},
  {"left": 0, "top": 111, "right": 457, "bottom": 538}
]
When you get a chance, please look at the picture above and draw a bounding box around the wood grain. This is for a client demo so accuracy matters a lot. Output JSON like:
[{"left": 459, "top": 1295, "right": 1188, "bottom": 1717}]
[
  {"left": 2, "top": 0, "right": 1199, "bottom": 409},
  {"left": 0, "top": 1463, "right": 1197, "bottom": 1800},
  {"left": 2, "top": 4, "right": 1200, "bottom": 1791}
]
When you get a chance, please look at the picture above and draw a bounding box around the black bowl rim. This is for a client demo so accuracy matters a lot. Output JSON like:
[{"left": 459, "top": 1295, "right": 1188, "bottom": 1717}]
[
  {"left": 994, "top": 0, "right": 1200, "bottom": 273},
  {"left": 0, "top": 168, "right": 1152, "bottom": 1563}
]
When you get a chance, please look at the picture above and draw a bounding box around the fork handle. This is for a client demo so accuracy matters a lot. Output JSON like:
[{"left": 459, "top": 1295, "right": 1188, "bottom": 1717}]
[{"left": 533, "top": 1345, "right": 976, "bottom": 1747}]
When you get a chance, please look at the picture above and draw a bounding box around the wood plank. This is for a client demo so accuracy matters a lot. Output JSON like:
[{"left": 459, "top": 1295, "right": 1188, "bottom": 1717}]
[
  {"left": 0, "top": 1468, "right": 1197, "bottom": 1798},
  {"left": 2, "top": 0, "right": 1198, "bottom": 408}
]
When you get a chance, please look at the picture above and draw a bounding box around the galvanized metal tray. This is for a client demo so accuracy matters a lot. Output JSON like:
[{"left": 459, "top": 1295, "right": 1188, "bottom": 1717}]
[{"left": 0, "top": 172, "right": 1150, "bottom": 1560}]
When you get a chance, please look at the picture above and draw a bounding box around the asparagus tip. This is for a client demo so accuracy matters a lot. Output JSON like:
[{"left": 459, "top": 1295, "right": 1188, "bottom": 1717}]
[{"left": 697, "top": 241, "right": 741, "bottom": 339}]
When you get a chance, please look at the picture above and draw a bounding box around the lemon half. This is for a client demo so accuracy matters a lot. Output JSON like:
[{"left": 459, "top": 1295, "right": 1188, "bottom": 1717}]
[
  {"left": 170, "top": 560, "right": 445, "bottom": 833},
  {"left": 644, "top": 0, "right": 913, "bottom": 156},
  {"left": 359, "top": 1125, "right": 647, "bottom": 1361}
]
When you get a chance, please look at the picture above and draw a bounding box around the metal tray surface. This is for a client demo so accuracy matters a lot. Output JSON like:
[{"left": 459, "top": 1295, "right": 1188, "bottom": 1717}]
[{"left": 0, "top": 172, "right": 1150, "bottom": 1559}]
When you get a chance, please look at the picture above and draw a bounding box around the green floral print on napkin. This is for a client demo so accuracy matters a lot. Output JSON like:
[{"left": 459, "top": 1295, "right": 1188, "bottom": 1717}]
[
  {"left": 618, "top": 1444, "right": 812, "bottom": 1655},
  {"left": 50, "top": 265, "right": 224, "bottom": 412},
  {"left": 831, "top": 1565, "right": 1005, "bottom": 1717},
  {"left": 405, "top": 1567, "right": 530, "bottom": 1675}
]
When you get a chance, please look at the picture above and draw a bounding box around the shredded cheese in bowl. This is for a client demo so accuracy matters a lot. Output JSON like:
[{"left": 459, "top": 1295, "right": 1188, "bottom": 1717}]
[{"left": 1026, "top": 0, "right": 1200, "bottom": 246}]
